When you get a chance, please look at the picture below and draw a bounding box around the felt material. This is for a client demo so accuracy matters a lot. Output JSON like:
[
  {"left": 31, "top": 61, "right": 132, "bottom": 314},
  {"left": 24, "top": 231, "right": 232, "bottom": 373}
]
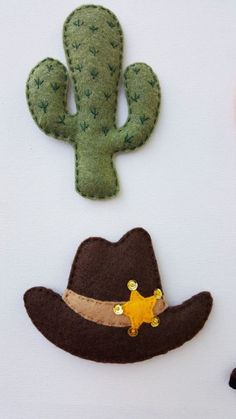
[
  {"left": 229, "top": 369, "right": 236, "bottom": 389},
  {"left": 122, "top": 290, "right": 158, "bottom": 331},
  {"left": 26, "top": 5, "right": 161, "bottom": 199},
  {"left": 63, "top": 288, "right": 130, "bottom": 327},
  {"left": 24, "top": 228, "right": 213, "bottom": 363},
  {"left": 62, "top": 288, "right": 167, "bottom": 327}
]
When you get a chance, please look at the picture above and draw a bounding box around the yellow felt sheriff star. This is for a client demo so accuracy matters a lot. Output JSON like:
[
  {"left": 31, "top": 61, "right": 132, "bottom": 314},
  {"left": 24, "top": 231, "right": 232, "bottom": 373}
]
[{"left": 123, "top": 290, "right": 157, "bottom": 333}]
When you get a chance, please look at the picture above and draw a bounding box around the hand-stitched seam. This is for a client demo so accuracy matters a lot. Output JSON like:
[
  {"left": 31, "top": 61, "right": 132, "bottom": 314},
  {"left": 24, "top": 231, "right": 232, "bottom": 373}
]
[
  {"left": 114, "top": 64, "right": 161, "bottom": 153},
  {"left": 26, "top": 5, "right": 161, "bottom": 199},
  {"left": 63, "top": 5, "right": 123, "bottom": 130},
  {"left": 63, "top": 289, "right": 167, "bottom": 327},
  {"left": 64, "top": 5, "right": 122, "bottom": 199},
  {"left": 26, "top": 58, "right": 74, "bottom": 143},
  {"left": 64, "top": 289, "right": 124, "bottom": 306},
  {"left": 63, "top": 290, "right": 125, "bottom": 326},
  {"left": 68, "top": 228, "right": 158, "bottom": 290},
  {"left": 28, "top": 292, "right": 212, "bottom": 359},
  {"left": 30, "top": 286, "right": 211, "bottom": 313}
]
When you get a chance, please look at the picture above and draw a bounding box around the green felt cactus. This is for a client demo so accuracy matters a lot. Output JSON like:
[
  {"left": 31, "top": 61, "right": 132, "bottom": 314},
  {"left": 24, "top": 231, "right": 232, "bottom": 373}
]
[{"left": 26, "top": 5, "right": 161, "bottom": 199}]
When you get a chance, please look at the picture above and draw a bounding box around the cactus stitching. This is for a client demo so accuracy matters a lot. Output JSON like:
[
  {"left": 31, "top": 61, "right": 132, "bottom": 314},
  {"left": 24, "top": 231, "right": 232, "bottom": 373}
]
[{"left": 26, "top": 5, "right": 161, "bottom": 199}]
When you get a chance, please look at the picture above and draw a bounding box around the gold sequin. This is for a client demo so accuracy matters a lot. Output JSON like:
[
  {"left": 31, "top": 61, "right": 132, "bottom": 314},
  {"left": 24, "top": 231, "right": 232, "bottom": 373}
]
[
  {"left": 127, "top": 279, "right": 138, "bottom": 291},
  {"left": 128, "top": 327, "right": 138, "bottom": 337},
  {"left": 113, "top": 304, "right": 123, "bottom": 315},
  {"left": 154, "top": 288, "right": 163, "bottom": 300},
  {"left": 151, "top": 316, "right": 160, "bottom": 327}
]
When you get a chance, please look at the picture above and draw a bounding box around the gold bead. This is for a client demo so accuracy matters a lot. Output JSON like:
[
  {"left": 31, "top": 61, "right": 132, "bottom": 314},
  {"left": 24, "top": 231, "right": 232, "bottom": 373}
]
[
  {"left": 128, "top": 327, "right": 138, "bottom": 337},
  {"left": 113, "top": 304, "right": 123, "bottom": 315},
  {"left": 154, "top": 288, "right": 163, "bottom": 300},
  {"left": 127, "top": 280, "right": 138, "bottom": 291},
  {"left": 151, "top": 317, "right": 160, "bottom": 327}
]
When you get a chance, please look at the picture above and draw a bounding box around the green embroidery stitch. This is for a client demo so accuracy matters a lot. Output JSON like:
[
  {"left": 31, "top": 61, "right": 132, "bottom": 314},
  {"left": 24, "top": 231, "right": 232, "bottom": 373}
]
[
  {"left": 132, "top": 67, "right": 140, "bottom": 74},
  {"left": 72, "top": 42, "right": 81, "bottom": 49},
  {"left": 89, "top": 25, "right": 99, "bottom": 33},
  {"left": 80, "top": 121, "right": 89, "bottom": 132},
  {"left": 110, "top": 41, "right": 119, "bottom": 49},
  {"left": 34, "top": 78, "right": 44, "bottom": 89},
  {"left": 73, "top": 19, "right": 84, "bottom": 27},
  {"left": 90, "top": 68, "right": 98, "bottom": 79},
  {"left": 108, "top": 64, "right": 116, "bottom": 75},
  {"left": 56, "top": 115, "right": 66, "bottom": 125},
  {"left": 148, "top": 79, "right": 156, "bottom": 87},
  {"left": 38, "top": 100, "right": 48, "bottom": 113},
  {"left": 84, "top": 89, "right": 92, "bottom": 98},
  {"left": 104, "top": 92, "right": 111, "bottom": 100},
  {"left": 26, "top": 5, "right": 161, "bottom": 199},
  {"left": 46, "top": 64, "right": 53, "bottom": 72},
  {"left": 130, "top": 93, "right": 140, "bottom": 102},
  {"left": 89, "top": 47, "right": 99, "bottom": 56},
  {"left": 75, "top": 64, "right": 83, "bottom": 72},
  {"left": 140, "top": 115, "right": 150, "bottom": 125},
  {"left": 107, "top": 20, "right": 116, "bottom": 28},
  {"left": 90, "top": 107, "right": 99, "bottom": 119},
  {"left": 124, "top": 133, "right": 134, "bottom": 145},
  {"left": 51, "top": 82, "right": 60, "bottom": 92},
  {"left": 101, "top": 126, "right": 109, "bottom": 136}
]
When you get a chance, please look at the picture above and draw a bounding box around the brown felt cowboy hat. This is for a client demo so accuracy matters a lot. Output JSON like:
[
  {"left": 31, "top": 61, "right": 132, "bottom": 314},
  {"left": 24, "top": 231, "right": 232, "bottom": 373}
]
[{"left": 24, "top": 228, "right": 213, "bottom": 363}]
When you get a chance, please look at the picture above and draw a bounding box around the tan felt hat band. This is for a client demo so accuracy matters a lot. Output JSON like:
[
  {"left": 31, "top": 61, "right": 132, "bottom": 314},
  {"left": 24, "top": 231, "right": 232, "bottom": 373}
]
[{"left": 62, "top": 288, "right": 168, "bottom": 327}]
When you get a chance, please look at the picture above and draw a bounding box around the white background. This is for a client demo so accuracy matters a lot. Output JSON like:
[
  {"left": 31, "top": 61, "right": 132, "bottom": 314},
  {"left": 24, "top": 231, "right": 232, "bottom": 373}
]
[{"left": 1, "top": 0, "right": 236, "bottom": 417}]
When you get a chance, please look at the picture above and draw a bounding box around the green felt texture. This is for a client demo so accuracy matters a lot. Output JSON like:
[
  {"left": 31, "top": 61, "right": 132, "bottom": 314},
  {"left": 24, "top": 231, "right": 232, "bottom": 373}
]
[{"left": 26, "top": 5, "right": 161, "bottom": 199}]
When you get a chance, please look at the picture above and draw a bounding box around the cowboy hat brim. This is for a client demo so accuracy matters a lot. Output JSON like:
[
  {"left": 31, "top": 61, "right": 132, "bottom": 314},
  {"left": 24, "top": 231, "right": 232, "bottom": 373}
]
[{"left": 24, "top": 286, "right": 212, "bottom": 363}]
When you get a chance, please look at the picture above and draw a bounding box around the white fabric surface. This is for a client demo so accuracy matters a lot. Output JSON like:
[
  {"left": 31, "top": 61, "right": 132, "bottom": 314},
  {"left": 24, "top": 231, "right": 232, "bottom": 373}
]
[{"left": 1, "top": 0, "right": 236, "bottom": 417}]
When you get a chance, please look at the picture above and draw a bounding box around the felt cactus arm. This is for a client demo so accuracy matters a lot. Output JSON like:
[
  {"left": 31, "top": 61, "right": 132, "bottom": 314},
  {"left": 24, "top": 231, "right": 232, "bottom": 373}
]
[
  {"left": 26, "top": 58, "right": 76, "bottom": 143},
  {"left": 26, "top": 5, "right": 161, "bottom": 199},
  {"left": 112, "top": 63, "right": 160, "bottom": 152}
]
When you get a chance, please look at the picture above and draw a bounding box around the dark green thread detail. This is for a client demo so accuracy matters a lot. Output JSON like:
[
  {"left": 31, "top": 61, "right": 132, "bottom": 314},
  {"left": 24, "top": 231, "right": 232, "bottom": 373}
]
[
  {"left": 38, "top": 100, "right": 48, "bottom": 113},
  {"left": 90, "top": 68, "right": 98, "bottom": 79},
  {"left": 107, "top": 20, "right": 115, "bottom": 28},
  {"left": 75, "top": 64, "right": 83, "bottom": 72},
  {"left": 46, "top": 64, "right": 53, "bottom": 72},
  {"left": 124, "top": 133, "right": 134, "bottom": 145},
  {"left": 110, "top": 41, "right": 118, "bottom": 48},
  {"left": 90, "top": 107, "right": 99, "bottom": 119},
  {"left": 72, "top": 42, "right": 81, "bottom": 49},
  {"left": 108, "top": 64, "right": 116, "bottom": 75},
  {"left": 80, "top": 121, "right": 89, "bottom": 132},
  {"left": 56, "top": 115, "right": 66, "bottom": 125},
  {"left": 73, "top": 19, "right": 84, "bottom": 27},
  {"left": 130, "top": 93, "right": 140, "bottom": 102},
  {"left": 51, "top": 82, "right": 60, "bottom": 92},
  {"left": 26, "top": 5, "right": 161, "bottom": 200},
  {"left": 34, "top": 78, "right": 44, "bottom": 88},
  {"left": 148, "top": 79, "right": 156, "bottom": 87},
  {"left": 89, "top": 47, "right": 99, "bottom": 56},
  {"left": 84, "top": 89, "right": 92, "bottom": 98},
  {"left": 89, "top": 25, "right": 98, "bottom": 33},
  {"left": 101, "top": 127, "right": 109, "bottom": 136},
  {"left": 104, "top": 92, "right": 112, "bottom": 100},
  {"left": 140, "top": 115, "right": 150, "bottom": 125}
]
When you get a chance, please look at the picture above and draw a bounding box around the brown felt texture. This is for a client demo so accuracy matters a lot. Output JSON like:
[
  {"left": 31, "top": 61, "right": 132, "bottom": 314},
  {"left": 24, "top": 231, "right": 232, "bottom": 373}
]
[
  {"left": 24, "top": 228, "right": 213, "bottom": 363},
  {"left": 229, "top": 368, "right": 236, "bottom": 389}
]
